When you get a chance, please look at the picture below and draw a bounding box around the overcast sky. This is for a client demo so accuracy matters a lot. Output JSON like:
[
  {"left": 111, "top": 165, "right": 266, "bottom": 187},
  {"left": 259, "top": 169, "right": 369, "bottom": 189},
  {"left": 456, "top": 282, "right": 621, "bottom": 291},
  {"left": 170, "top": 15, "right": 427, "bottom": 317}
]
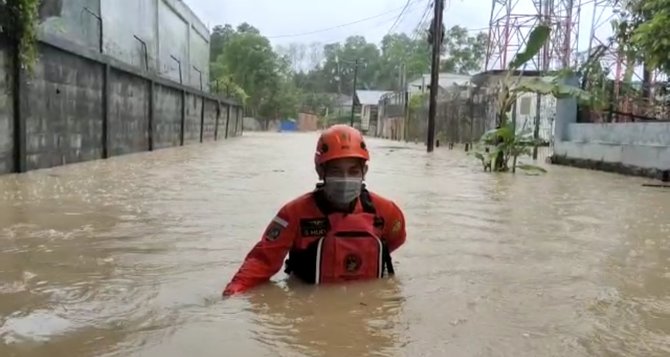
[{"left": 184, "top": 0, "right": 614, "bottom": 55}]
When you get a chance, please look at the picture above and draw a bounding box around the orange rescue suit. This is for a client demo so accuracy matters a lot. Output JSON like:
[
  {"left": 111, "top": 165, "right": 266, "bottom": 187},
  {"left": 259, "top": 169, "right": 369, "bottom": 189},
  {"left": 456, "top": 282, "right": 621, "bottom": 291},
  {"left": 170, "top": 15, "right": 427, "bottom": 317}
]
[{"left": 223, "top": 186, "right": 406, "bottom": 295}]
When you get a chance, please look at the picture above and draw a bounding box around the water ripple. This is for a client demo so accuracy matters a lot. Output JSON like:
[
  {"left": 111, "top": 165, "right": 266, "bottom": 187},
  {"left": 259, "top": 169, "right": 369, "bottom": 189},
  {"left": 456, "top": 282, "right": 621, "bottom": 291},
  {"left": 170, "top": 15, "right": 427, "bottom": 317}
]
[{"left": 0, "top": 133, "right": 669, "bottom": 357}]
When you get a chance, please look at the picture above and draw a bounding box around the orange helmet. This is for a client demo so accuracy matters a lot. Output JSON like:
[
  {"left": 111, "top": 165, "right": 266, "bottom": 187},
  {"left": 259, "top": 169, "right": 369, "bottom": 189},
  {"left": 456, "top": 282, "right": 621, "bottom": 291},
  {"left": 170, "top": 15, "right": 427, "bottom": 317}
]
[{"left": 314, "top": 124, "right": 369, "bottom": 166}]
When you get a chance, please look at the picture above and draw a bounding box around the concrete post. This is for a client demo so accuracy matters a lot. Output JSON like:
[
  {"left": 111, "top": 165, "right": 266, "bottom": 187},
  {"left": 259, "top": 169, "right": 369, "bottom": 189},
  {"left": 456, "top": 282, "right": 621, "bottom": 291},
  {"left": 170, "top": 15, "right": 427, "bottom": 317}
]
[
  {"left": 214, "top": 100, "right": 220, "bottom": 140},
  {"left": 102, "top": 63, "right": 110, "bottom": 158},
  {"left": 225, "top": 105, "right": 230, "bottom": 139},
  {"left": 12, "top": 42, "right": 26, "bottom": 172},
  {"left": 554, "top": 74, "right": 579, "bottom": 143},
  {"left": 180, "top": 89, "right": 186, "bottom": 145},
  {"left": 148, "top": 80, "right": 154, "bottom": 150}
]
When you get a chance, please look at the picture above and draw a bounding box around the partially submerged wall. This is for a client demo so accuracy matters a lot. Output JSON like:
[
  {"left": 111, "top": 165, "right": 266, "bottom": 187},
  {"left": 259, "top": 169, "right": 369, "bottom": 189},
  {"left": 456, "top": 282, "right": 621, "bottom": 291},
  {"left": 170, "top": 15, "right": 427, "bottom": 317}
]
[
  {"left": 552, "top": 122, "right": 670, "bottom": 180},
  {"left": 550, "top": 76, "right": 670, "bottom": 181},
  {"left": 0, "top": 35, "right": 241, "bottom": 175}
]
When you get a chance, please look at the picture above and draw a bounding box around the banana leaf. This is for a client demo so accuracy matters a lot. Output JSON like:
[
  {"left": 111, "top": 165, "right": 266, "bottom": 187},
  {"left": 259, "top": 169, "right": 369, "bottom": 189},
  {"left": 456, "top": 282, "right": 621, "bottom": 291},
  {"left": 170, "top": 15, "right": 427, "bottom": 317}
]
[{"left": 508, "top": 24, "right": 551, "bottom": 70}]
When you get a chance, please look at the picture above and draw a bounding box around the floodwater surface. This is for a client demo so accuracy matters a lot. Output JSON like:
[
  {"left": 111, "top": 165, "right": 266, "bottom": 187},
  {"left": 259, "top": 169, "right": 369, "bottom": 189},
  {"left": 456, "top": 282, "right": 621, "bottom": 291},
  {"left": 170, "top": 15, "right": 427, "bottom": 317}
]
[{"left": 1, "top": 132, "right": 669, "bottom": 356}]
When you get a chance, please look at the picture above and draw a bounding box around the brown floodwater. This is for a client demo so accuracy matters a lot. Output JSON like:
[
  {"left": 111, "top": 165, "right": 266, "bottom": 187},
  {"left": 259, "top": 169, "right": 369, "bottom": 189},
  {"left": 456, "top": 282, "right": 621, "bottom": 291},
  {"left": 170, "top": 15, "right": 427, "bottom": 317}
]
[{"left": 1, "top": 132, "right": 669, "bottom": 357}]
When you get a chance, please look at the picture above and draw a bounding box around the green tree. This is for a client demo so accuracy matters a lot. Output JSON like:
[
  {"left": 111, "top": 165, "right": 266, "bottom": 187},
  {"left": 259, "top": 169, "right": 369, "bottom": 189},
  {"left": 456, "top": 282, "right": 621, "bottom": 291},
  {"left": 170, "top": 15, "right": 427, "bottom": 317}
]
[
  {"left": 377, "top": 33, "right": 430, "bottom": 90},
  {"left": 614, "top": 0, "right": 670, "bottom": 74},
  {"left": 440, "top": 26, "right": 488, "bottom": 74},
  {"left": 210, "top": 22, "right": 296, "bottom": 127},
  {"left": 207, "top": 20, "right": 493, "bottom": 130}
]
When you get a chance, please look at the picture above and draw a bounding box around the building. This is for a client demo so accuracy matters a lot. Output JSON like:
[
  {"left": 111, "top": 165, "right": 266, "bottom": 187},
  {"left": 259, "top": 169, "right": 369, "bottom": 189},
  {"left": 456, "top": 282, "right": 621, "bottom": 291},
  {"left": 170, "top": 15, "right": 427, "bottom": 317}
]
[
  {"left": 354, "top": 90, "right": 391, "bottom": 135},
  {"left": 471, "top": 70, "right": 557, "bottom": 144},
  {"left": 38, "top": 0, "right": 210, "bottom": 91},
  {"left": 407, "top": 72, "right": 474, "bottom": 95}
]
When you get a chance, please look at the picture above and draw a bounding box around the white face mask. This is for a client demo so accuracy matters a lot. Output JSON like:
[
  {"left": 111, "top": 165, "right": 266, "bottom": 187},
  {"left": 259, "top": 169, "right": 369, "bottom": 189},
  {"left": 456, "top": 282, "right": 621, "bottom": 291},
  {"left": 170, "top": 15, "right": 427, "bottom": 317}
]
[{"left": 323, "top": 176, "right": 363, "bottom": 206}]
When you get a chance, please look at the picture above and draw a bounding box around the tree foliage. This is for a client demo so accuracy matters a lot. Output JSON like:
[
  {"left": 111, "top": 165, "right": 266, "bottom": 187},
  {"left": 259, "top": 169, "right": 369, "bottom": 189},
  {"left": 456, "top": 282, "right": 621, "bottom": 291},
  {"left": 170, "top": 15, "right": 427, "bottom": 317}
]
[
  {"left": 0, "top": 0, "right": 41, "bottom": 72},
  {"left": 209, "top": 22, "right": 488, "bottom": 123},
  {"left": 613, "top": 0, "right": 670, "bottom": 74}
]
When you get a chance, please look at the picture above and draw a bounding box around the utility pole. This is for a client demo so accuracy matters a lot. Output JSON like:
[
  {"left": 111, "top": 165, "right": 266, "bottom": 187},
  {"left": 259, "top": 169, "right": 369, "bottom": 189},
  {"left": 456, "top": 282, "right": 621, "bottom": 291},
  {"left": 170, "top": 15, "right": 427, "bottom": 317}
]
[
  {"left": 350, "top": 58, "right": 359, "bottom": 127},
  {"left": 426, "top": 0, "right": 444, "bottom": 152},
  {"left": 402, "top": 63, "right": 410, "bottom": 142}
]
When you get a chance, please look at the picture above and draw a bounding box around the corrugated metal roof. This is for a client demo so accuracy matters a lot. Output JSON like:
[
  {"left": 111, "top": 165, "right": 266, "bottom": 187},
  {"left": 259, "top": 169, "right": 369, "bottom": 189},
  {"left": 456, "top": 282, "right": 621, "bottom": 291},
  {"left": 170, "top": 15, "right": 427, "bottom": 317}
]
[
  {"left": 356, "top": 90, "right": 392, "bottom": 105},
  {"left": 408, "top": 72, "right": 473, "bottom": 88}
]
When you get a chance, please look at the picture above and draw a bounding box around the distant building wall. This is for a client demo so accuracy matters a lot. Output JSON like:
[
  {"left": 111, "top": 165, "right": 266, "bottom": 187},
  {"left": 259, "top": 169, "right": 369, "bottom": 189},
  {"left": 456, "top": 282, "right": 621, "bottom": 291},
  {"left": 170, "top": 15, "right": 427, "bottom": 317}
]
[
  {"left": 38, "top": 0, "right": 210, "bottom": 91},
  {"left": 514, "top": 92, "right": 556, "bottom": 144},
  {"left": 297, "top": 113, "right": 318, "bottom": 131},
  {"left": 380, "top": 117, "right": 405, "bottom": 140}
]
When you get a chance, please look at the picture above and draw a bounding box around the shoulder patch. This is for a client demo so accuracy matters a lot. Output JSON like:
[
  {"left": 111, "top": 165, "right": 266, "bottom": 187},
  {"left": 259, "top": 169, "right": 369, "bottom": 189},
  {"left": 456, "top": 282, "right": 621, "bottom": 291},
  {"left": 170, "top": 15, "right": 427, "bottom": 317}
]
[{"left": 264, "top": 224, "right": 283, "bottom": 241}]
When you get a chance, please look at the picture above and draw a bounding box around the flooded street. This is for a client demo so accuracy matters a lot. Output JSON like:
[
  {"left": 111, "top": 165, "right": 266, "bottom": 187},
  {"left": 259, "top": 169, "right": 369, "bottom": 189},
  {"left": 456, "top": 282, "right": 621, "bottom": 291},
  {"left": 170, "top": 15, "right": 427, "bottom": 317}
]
[{"left": 1, "top": 131, "right": 669, "bottom": 356}]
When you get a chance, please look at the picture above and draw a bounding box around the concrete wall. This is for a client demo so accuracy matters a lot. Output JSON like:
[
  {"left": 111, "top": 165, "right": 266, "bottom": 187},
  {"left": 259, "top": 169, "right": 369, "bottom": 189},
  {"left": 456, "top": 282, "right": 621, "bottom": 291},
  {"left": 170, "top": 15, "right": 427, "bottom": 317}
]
[
  {"left": 101, "top": 0, "right": 157, "bottom": 71},
  {"left": 0, "top": 45, "right": 13, "bottom": 173},
  {"left": 550, "top": 76, "right": 670, "bottom": 180},
  {"left": 38, "top": 0, "right": 210, "bottom": 91},
  {"left": 0, "top": 34, "right": 241, "bottom": 175},
  {"left": 40, "top": 0, "right": 101, "bottom": 50},
  {"left": 554, "top": 123, "right": 670, "bottom": 175}
]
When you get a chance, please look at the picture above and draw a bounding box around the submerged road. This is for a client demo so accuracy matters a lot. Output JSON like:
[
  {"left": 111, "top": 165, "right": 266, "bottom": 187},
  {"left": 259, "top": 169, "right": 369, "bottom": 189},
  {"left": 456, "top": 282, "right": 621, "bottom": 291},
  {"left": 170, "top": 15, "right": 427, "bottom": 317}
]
[{"left": 1, "top": 132, "right": 669, "bottom": 356}]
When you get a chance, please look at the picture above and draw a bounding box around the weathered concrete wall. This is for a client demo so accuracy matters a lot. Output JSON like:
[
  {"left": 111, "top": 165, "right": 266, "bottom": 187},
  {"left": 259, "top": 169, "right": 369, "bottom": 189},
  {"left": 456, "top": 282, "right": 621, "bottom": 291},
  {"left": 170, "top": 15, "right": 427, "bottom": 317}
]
[
  {"left": 551, "top": 76, "right": 670, "bottom": 180},
  {"left": 108, "top": 68, "right": 150, "bottom": 156},
  {"left": 0, "top": 34, "right": 241, "bottom": 176},
  {"left": 153, "top": 85, "right": 183, "bottom": 149},
  {"left": 553, "top": 123, "right": 670, "bottom": 178},
  {"left": 566, "top": 122, "right": 670, "bottom": 145},
  {"left": 183, "top": 93, "right": 201, "bottom": 144},
  {"left": 0, "top": 44, "right": 13, "bottom": 174},
  {"left": 228, "top": 107, "right": 240, "bottom": 137},
  {"left": 202, "top": 99, "right": 217, "bottom": 141},
  {"left": 39, "top": 0, "right": 101, "bottom": 51},
  {"left": 24, "top": 45, "right": 104, "bottom": 170},
  {"left": 101, "top": 0, "right": 157, "bottom": 71},
  {"left": 38, "top": 0, "right": 210, "bottom": 91},
  {"left": 243, "top": 116, "right": 262, "bottom": 131}
]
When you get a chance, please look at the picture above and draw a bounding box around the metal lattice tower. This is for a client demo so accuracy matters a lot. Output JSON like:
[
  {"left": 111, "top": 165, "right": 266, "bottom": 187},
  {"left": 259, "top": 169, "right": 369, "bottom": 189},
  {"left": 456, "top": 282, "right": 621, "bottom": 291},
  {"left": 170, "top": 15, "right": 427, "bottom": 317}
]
[
  {"left": 582, "top": 0, "right": 621, "bottom": 79},
  {"left": 485, "top": 0, "right": 582, "bottom": 71}
]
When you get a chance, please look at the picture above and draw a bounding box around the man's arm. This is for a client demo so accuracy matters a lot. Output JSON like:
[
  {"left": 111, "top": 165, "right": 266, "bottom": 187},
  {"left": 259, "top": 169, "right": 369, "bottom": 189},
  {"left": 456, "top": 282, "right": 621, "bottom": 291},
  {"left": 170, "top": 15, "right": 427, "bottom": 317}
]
[
  {"left": 382, "top": 201, "right": 407, "bottom": 253},
  {"left": 223, "top": 205, "right": 297, "bottom": 296}
]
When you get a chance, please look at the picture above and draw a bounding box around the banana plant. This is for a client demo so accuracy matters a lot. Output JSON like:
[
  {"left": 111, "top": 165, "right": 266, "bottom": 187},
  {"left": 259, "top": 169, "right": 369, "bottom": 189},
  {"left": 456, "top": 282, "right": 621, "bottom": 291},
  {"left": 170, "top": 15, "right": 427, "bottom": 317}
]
[{"left": 472, "top": 23, "right": 591, "bottom": 173}]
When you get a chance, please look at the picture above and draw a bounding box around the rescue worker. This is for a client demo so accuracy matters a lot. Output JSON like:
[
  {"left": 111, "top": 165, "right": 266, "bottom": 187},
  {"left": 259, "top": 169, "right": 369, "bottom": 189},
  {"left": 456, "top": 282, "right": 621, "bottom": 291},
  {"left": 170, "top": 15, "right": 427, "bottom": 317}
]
[{"left": 222, "top": 124, "right": 407, "bottom": 296}]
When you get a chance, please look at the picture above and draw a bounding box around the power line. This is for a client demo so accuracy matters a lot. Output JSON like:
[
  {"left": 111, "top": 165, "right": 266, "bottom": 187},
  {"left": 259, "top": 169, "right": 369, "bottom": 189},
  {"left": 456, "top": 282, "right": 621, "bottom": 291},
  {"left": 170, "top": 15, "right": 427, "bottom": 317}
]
[
  {"left": 268, "top": 0, "right": 603, "bottom": 40},
  {"left": 410, "top": 1, "right": 434, "bottom": 42},
  {"left": 386, "top": 0, "right": 416, "bottom": 36},
  {"left": 266, "top": 0, "right": 423, "bottom": 39}
]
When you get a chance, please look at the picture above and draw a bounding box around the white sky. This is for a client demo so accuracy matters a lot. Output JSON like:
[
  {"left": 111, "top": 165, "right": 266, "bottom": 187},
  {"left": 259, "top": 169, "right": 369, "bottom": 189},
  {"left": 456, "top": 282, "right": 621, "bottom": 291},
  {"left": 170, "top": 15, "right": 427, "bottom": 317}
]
[{"left": 184, "top": 0, "right": 615, "bottom": 53}]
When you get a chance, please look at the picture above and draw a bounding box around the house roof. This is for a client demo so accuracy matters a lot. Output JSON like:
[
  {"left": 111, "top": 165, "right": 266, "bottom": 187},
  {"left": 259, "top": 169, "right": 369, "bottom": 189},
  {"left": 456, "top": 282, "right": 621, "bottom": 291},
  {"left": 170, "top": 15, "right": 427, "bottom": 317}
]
[
  {"left": 469, "top": 70, "right": 560, "bottom": 86},
  {"left": 408, "top": 72, "right": 473, "bottom": 89},
  {"left": 355, "top": 90, "right": 391, "bottom": 105}
]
